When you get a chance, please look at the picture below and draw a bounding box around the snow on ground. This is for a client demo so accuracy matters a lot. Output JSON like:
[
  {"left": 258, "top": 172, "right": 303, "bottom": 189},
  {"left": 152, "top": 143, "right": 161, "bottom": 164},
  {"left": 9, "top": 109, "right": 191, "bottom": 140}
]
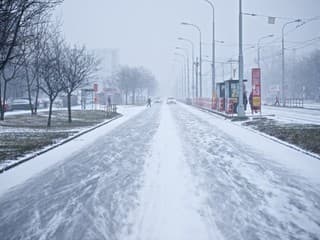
[
  {"left": 0, "top": 105, "right": 156, "bottom": 240},
  {"left": 123, "top": 104, "right": 221, "bottom": 240},
  {"left": 0, "top": 105, "right": 144, "bottom": 196},
  {"left": 0, "top": 103, "right": 320, "bottom": 240},
  {"left": 262, "top": 105, "right": 320, "bottom": 125},
  {"left": 175, "top": 103, "right": 320, "bottom": 239}
]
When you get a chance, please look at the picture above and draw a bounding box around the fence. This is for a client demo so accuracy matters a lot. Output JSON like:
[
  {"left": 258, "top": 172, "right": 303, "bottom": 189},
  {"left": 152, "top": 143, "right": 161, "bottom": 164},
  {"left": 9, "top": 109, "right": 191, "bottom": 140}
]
[{"left": 284, "top": 98, "right": 304, "bottom": 108}]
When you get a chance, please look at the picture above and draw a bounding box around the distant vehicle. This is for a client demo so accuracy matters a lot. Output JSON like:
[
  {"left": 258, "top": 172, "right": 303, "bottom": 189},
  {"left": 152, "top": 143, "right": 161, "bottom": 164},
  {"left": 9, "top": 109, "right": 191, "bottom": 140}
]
[
  {"left": 154, "top": 97, "right": 162, "bottom": 103},
  {"left": 10, "top": 99, "right": 32, "bottom": 111},
  {"left": 167, "top": 97, "right": 176, "bottom": 104}
]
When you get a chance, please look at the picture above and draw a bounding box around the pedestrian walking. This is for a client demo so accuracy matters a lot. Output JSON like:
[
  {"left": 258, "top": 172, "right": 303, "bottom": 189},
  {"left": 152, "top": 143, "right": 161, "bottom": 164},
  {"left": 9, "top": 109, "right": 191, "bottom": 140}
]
[
  {"left": 147, "top": 97, "right": 151, "bottom": 107},
  {"left": 249, "top": 91, "right": 254, "bottom": 114},
  {"left": 274, "top": 96, "right": 280, "bottom": 106},
  {"left": 107, "top": 96, "right": 111, "bottom": 106},
  {"left": 243, "top": 91, "right": 248, "bottom": 111}
]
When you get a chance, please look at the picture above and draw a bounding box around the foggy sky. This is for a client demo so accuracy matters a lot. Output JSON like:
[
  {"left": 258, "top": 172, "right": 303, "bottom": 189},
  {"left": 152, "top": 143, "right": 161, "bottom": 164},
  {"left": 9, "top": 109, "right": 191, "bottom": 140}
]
[{"left": 55, "top": 0, "right": 320, "bottom": 95}]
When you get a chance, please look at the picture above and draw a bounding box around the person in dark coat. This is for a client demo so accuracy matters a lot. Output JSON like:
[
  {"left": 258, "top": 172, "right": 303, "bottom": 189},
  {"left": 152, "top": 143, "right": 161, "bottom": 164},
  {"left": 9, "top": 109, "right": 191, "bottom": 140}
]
[
  {"left": 147, "top": 97, "right": 151, "bottom": 107},
  {"left": 243, "top": 91, "right": 248, "bottom": 111},
  {"left": 249, "top": 91, "right": 253, "bottom": 114}
]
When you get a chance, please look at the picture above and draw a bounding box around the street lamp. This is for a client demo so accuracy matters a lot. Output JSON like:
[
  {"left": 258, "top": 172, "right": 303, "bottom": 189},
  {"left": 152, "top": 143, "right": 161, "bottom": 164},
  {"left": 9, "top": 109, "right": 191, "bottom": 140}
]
[
  {"left": 281, "top": 19, "right": 301, "bottom": 105},
  {"left": 176, "top": 47, "right": 190, "bottom": 98},
  {"left": 174, "top": 52, "right": 188, "bottom": 98},
  {"left": 257, "top": 34, "right": 274, "bottom": 68},
  {"left": 181, "top": 22, "right": 203, "bottom": 98},
  {"left": 203, "top": 0, "right": 216, "bottom": 99},
  {"left": 178, "top": 37, "right": 195, "bottom": 98},
  {"left": 238, "top": 0, "right": 245, "bottom": 117}
]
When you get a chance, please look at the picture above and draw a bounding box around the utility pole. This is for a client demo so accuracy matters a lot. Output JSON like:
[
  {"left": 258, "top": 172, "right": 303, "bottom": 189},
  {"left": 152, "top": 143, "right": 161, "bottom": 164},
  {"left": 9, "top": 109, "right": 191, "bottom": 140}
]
[
  {"left": 257, "top": 34, "right": 274, "bottom": 68},
  {"left": 203, "top": 0, "right": 215, "bottom": 99},
  {"left": 181, "top": 22, "right": 202, "bottom": 98},
  {"left": 238, "top": 0, "right": 245, "bottom": 117},
  {"left": 281, "top": 19, "right": 301, "bottom": 106},
  {"left": 195, "top": 57, "right": 199, "bottom": 98}
]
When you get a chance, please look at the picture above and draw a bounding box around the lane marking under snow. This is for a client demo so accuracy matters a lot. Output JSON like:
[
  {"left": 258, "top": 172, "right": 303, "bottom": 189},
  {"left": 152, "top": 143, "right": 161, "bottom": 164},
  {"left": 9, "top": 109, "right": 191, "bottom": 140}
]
[{"left": 125, "top": 104, "right": 220, "bottom": 240}]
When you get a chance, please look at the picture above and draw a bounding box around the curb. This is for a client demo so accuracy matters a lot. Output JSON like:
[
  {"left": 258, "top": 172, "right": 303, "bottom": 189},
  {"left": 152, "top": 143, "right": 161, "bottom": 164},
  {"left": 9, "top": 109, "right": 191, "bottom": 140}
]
[{"left": 0, "top": 114, "right": 123, "bottom": 174}]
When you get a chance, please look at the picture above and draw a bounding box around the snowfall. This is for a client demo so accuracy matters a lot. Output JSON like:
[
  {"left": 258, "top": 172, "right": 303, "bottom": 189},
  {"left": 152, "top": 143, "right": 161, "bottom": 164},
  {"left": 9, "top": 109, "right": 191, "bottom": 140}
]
[{"left": 0, "top": 103, "right": 319, "bottom": 240}]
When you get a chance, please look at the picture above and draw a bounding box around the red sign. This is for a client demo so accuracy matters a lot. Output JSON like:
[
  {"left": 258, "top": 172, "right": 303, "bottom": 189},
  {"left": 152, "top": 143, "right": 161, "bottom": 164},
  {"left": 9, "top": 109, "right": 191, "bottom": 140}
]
[{"left": 252, "top": 68, "right": 261, "bottom": 110}]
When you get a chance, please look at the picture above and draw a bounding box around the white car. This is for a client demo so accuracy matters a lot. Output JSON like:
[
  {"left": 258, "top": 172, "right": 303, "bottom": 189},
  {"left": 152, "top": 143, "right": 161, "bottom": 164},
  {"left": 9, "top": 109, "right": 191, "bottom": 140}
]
[{"left": 166, "top": 97, "right": 176, "bottom": 104}]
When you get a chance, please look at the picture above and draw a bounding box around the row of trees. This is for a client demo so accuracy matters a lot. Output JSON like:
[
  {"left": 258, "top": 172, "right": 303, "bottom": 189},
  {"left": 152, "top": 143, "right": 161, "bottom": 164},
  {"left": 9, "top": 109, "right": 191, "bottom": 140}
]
[
  {"left": 114, "top": 66, "right": 157, "bottom": 104},
  {"left": 0, "top": 0, "right": 100, "bottom": 126},
  {"left": 262, "top": 49, "right": 320, "bottom": 101}
]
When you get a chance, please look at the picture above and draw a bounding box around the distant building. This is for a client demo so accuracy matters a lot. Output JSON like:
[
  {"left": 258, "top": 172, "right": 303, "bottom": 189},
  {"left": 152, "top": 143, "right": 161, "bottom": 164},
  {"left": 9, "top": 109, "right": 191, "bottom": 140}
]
[
  {"left": 81, "top": 49, "right": 120, "bottom": 106},
  {"left": 91, "top": 48, "right": 120, "bottom": 91}
]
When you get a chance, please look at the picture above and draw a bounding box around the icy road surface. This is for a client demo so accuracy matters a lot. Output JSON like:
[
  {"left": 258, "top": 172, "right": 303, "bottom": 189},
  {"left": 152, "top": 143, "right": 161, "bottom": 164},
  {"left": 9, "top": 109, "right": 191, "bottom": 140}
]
[{"left": 0, "top": 103, "right": 320, "bottom": 240}]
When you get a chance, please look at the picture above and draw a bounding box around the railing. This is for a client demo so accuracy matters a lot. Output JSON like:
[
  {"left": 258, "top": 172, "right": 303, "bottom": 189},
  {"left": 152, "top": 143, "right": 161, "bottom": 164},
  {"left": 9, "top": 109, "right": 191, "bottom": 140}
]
[
  {"left": 284, "top": 98, "right": 304, "bottom": 108},
  {"left": 105, "top": 104, "right": 117, "bottom": 117}
]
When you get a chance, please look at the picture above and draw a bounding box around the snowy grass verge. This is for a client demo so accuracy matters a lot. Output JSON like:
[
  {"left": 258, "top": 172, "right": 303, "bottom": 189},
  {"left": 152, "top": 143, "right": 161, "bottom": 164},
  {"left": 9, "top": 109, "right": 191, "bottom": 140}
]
[
  {"left": 0, "top": 114, "right": 122, "bottom": 173},
  {"left": 0, "top": 110, "right": 119, "bottom": 172}
]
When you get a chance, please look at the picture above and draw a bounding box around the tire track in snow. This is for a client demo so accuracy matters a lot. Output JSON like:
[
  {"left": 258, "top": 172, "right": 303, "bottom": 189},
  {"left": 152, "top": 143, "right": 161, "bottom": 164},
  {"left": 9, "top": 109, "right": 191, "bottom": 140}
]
[
  {"left": 172, "top": 104, "right": 320, "bottom": 240},
  {"left": 0, "top": 106, "right": 161, "bottom": 240},
  {"left": 124, "top": 104, "right": 222, "bottom": 240}
]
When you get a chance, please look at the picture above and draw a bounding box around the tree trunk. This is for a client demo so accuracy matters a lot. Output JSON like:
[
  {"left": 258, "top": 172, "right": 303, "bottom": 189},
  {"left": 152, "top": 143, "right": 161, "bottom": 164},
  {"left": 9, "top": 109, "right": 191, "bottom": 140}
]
[
  {"left": 0, "top": 81, "right": 8, "bottom": 121},
  {"left": 132, "top": 89, "right": 136, "bottom": 105},
  {"left": 126, "top": 91, "right": 128, "bottom": 105},
  {"left": 0, "top": 99, "right": 4, "bottom": 121},
  {"left": 34, "top": 82, "right": 40, "bottom": 114},
  {"left": 27, "top": 80, "right": 34, "bottom": 115},
  {"left": 47, "top": 99, "right": 53, "bottom": 128},
  {"left": 0, "top": 81, "right": 3, "bottom": 121},
  {"left": 67, "top": 92, "right": 72, "bottom": 123}
]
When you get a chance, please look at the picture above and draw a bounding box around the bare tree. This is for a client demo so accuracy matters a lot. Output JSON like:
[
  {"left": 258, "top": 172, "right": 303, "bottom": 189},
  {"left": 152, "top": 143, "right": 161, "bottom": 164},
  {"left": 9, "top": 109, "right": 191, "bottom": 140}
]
[
  {"left": 0, "top": 0, "right": 62, "bottom": 72},
  {"left": 38, "top": 31, "right": 65, "bottom": 127},
  {"left": 115, "top": 66, "right": 132, "bottom": 105},
  {"left": 62, "top": 45, "right": 99, "bottom": 123},
  {"left": 0, "top": 43, "right": 26, "bottom": 120},
  {"left": 0, "top": 0, "right": 62, "bottom": 119},
  {"left": 115, "top": 66, "right": 157, "bottom": 105},
  {"left": 22, "top": 20, "right": 50, "bottom": 114}
]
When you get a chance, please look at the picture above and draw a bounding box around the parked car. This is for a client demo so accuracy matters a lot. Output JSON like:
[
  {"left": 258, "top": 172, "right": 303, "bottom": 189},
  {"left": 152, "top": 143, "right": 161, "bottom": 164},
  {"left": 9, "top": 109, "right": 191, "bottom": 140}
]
[
  {"left": 167, "top": 97, "right": 176, "bottom": 104},
  {"left": 10, "top": 99, "right": 32, "bottom": 111}
]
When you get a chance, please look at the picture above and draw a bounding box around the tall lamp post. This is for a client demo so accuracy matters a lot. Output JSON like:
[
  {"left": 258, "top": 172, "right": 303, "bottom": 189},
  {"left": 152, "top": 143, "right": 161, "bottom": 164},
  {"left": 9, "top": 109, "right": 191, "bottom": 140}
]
[
  {"left": 238, "top": 0, "right": 245, "bottom": 117},
  {"left": 181, "top": 22, "right": 203, "bottom": 98},
  {"left": 178, "top": 37, "right": 195, "bottom": 98},
  {"left": 203, "top": 0, "right": 216, "bottom": 99},
  {"left": 176, "top": 46, "right": 191, "bottom": 98},
  {"left": 174, "top": 52, "right": 188, "bottom": 98},
  {"left": 257, "top": 34, "right": 274, "bottom": 68},
  {"left": 281, "top": 19, "right": 301, "bottom": 105}
]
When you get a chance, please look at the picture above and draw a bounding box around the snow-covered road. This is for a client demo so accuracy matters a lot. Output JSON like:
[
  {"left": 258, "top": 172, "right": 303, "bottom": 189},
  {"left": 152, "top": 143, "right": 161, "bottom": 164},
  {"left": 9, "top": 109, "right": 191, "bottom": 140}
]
[{"left": 0, "top": 103, "right": 320, "bottom": 240}]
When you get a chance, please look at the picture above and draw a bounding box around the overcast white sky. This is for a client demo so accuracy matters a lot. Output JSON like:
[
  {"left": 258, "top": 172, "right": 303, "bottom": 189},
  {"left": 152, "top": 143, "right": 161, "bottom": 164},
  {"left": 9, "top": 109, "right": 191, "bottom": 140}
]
[{"left": 55, "top": 0, "right": 320, "bottom": 95}]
